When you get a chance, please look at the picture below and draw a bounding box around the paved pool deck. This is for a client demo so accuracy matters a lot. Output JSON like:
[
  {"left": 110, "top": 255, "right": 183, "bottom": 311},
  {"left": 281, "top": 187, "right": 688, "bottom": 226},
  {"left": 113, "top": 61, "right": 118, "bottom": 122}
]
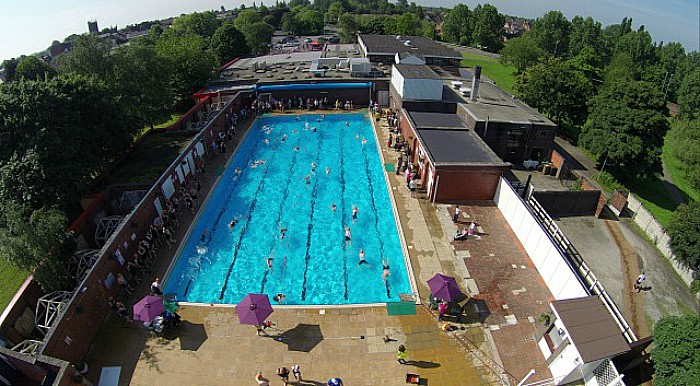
[{"left": 84, "top": 110, "right": 550, "bottom": 385}]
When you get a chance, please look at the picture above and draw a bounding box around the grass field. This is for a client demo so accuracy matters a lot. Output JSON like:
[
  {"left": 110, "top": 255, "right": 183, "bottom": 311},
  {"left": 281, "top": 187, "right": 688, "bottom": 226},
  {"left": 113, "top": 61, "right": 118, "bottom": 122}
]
[
  {"left": 460, "top": 52, "right": 516, "bottom": 94},
  {"left": 662, "top": 131, "right": 700, "bottom": 204},
  {"left": 0, "top": 260, "right": 29, "bottom": 314}
]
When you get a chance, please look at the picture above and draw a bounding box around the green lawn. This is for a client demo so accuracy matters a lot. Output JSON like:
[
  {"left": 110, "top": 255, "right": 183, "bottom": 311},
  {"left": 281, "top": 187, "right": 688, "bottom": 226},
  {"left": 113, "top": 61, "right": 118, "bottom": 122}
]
[
  {"left": 662, "top": 131, "right": 700, "bottom": 204},
  {"left": 460, "top": 52, "right": 517, "bottom": 94},
  {"left": 0, "top": 260, "right": 29, "bottom": 315}
]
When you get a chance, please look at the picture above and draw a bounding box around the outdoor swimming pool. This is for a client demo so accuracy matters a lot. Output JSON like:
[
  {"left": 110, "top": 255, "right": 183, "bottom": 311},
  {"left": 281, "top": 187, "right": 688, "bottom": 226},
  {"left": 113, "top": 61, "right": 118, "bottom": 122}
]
[{"left": 164, "top": 113, "right": 412, "bottom": 305}]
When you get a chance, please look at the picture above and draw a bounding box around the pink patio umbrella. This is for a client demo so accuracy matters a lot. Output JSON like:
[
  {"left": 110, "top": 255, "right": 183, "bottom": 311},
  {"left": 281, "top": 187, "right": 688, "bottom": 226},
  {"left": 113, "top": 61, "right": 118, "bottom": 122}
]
[
  {"left": 235, "top": 293, "right": 273, "bottom": 326},
  {"left": 132, "top": 295, "right": 164, "bottom": 323}
]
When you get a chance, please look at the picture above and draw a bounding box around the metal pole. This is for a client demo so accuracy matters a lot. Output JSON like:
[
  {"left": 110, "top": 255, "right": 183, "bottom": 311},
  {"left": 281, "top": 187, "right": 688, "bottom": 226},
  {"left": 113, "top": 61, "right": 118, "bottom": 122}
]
[{"left": 516, "top": 369, "right": 536, "bottom": 386}]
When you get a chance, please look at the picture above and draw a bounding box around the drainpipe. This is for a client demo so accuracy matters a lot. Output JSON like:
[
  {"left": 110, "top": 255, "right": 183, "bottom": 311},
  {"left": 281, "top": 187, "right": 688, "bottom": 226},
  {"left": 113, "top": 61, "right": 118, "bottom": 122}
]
[{"left": 432, "top": 175, "right": 440, "bottom": 204}]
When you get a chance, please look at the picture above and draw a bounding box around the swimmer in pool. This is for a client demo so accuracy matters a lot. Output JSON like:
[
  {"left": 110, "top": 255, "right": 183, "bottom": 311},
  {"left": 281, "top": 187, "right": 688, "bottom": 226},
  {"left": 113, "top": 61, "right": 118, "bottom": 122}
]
[
  {"left": 361, "top": 138, "right": 367, "bottom": 146},
  {"left": 273, "top": 293, "right": 286, "bottom": 303},
  {"left": 382, "top": 258, "right": 391, "bottom": 281},
  {"left": 293, "top": 146, "right": 301, "bottom": 152},
  {"left": 304, "top": 175, "right": 311, "bottom": 187},
  {"left": 280, "top": 228, "right": 287, "bottom": 240},
  {"left": 281, "top": 134, "right": 287, "bottom": 142},
  {"left": 346, "top": 121, "right": 350, "bottom": 126},
  {"left": 355, "top": 133, "right": 359, "bottom": 139},
  {"left": 331, "top": 203, "right": 337, "bottom": 212},
  {"left": 266, "top": 255, "right": 274, "bottom": 269},
  {"left": 352, "top": 206, "right": 359, "bottom": 223},
  {"left": 292, "top": 130, "right": 297, "bottom": 134},
  {"left": 344, "top": 227, "right": 352, "bottom": 247},
  {"left": 264, "top": 138, "right": 270, "bottom": 145},
  {"left": 228, "top": 219, "right": 238, "bottom": 231},
  {"left": 200, "top": 230, "right": 207, "bottom": 244},
  {"left": 326, "top": 166, "right": 331, "bottom": 176},
  {"left": 311, "top": 162, "right": 317, "bottom": 173},
  {"left": 358, "top": 249, "right": 368, "bottom": 267}
]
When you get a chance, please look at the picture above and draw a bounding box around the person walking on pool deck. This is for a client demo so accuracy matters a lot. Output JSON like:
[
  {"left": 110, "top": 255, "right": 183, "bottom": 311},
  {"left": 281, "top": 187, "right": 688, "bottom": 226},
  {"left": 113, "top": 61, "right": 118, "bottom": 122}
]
[
  {"left": 634, "top": 271, "right": 646, "bottom": 293},
  {"left": 276, "top": 367, "right": 290, "bottom": 385},
  {"left": 291, "top": 365, "right": 302, "bottom": 383},
  {"left": 453, "top": 206, "right": 462, "bottom": 223},
  {"left": 396, "top": 344, "right": 409, "bottom": 364},
  {"left": 255, "top": 371, "right": 270, "bottom": 386}
]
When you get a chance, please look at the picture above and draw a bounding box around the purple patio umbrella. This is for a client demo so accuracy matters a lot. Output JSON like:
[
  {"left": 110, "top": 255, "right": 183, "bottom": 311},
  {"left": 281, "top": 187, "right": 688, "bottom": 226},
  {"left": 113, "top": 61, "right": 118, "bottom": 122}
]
[
  {"left": 235, "top": 293, "right": 273, "bottom": 326},
  {"left": 427, "top": 273, "right": 463, "bottom": 302},
  {"left": 132, "top": 295, "right": 164, "bottom": 323}
]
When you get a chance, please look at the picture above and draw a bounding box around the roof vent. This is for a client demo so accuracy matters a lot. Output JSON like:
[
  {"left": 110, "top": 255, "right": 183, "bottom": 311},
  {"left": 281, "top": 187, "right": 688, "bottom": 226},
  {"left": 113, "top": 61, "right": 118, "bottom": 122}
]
[{"left": 404, "top": 40, "right": 412, "bottom": 47}]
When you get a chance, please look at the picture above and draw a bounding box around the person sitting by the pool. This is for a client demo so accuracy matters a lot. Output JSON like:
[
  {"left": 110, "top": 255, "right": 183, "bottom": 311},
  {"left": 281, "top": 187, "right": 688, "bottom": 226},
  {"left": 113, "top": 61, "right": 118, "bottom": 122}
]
[
  {"left": 468, "top": 221, "right": 478, "bottom": 236},
  {"left": 382, "top": 258, "right": 391, "bottom": 281},
  {"left": 273, "top": 293, "right": 286, "bottom": 303},
  {"left": 345, "top": 227, "right": 352, "bottom": 246},
  {"left": 358, "top": 249, "right": 368, "bottom": 267},
  {"left": 454, "top": 227, "right": 469, "bottom": 241}
]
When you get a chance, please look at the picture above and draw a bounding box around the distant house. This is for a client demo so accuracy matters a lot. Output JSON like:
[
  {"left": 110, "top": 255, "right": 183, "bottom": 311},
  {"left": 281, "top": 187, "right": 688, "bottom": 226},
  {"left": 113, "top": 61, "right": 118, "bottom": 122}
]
[{"left": 358, "top": 34, "right": 462, "bottom": 67}]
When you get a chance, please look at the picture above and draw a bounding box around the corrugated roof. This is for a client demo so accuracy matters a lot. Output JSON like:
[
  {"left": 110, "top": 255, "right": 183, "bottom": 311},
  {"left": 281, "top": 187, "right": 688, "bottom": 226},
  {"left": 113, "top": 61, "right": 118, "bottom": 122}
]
[
  {"left": 552, "top": 296, "right": 630, "bottom": 363},
  {"left": 360, "top": 34, "right": 462, "bottom": 59}
]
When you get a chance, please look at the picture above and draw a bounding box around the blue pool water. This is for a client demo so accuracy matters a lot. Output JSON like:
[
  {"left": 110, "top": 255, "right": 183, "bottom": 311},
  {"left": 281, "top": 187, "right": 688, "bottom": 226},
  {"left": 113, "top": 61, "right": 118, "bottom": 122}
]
[{"left": 164, "top": 113, "right": 412, "bottom": 305}]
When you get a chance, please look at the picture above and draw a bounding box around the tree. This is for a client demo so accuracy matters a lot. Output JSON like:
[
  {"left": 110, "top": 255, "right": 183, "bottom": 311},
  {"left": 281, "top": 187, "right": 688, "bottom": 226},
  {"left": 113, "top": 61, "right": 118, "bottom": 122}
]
[
  {"left": 656, "top": 42, "right": 685, "bottom": 102},
  {"left": 529, "top": 10, "right": 570, "bottom": 57},
  {"left": 678, "top": 67, "right": 700, "bottom": 119},
  {"left": 500, "top": 34, "right": 544, "bottom": 73},
  {"left": 0, "top": 203, "right": 76, "bottom": 292},
  {"left": 391, "top": 12, "right": 421, "bottom": 36},
  {"left": 580, "top": 80, "right": 669, "bottom": 178},
  {"left": 234, "top": 8, "right": 263, "bottom": 33},
  {"left": 569, "top": 16, "right": 602, "bottom": 57},
  {"left": 667, "top": 201, "right": 700, "bottom": 271},
  {"left": 0, "top": 75, "right": 138, "bottom": 209},
  {"left": 338, "top": 13, "right": 360, "bottom": 43},
  {"left": 156, "top": 33, "right": 217, "bottom": 101},
  {"left": 471, "top": 4, "right": 504, "bottom": 52},
  {"left": 615, "top": 27, "right": 657, "bottom": 69},
  {"left": 1, "top": 57, "right": 20, "bottom": 82},
  {"left": 294, "top": 9, "right": 324, "bottom": 35},
  {"left": 170, "top": 11, "right": 220, "bottom": 39},
  {"left": 59, "top": 34, "right": 114, "bottom": 79},
  {"left": 441, "top": 4, "right": 471, "bottom": 44},
  {"left": 212, "top": 22, "right": 250, "bottom": 63},
  {"left": 515, "top": 57, "right": 592, "bottom": 126},
  {"left": 360, "top": 16, "right": 390, "bottom": 35},
  {"left": 652, "top": 314, "right": 700, "bottom": 386},
  {"left": 568, "top": 45, "right": 603, "bottom": 85},
  {"left": 326, "top": 2, "right": 345, "bottom": 23},
  {"left": 244, "top": 22, "right": 275, "bottom": 55},
  {"left": 15, "top": 56, "right": 56, "bottom": 81}
]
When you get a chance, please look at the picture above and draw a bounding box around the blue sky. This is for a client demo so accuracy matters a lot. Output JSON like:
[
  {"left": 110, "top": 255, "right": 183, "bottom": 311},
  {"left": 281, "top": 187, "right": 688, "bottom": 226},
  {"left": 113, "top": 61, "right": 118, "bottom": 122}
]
[{"left": 1, "top": 0, "right": 698, "bottom": 61}]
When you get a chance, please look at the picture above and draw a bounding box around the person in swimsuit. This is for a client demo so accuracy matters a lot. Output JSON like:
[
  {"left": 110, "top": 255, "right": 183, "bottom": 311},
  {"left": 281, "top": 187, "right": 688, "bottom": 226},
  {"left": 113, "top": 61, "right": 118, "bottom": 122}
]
[
  {"left": 331, "top": 203, "right": 337, "bottom": 212},
  {"left": 266, "top": 256, "right": 274, "bottom": 269},
  {"left": 352, "top": 206, "right": 358, "bottom": 223},
  {"left": 358, "top": 249, "right": 368, "bottom": 267},
  {"left": 280, "top": 228, "right": 287, "bottom": 240},
  {"left": 345, "top": 227, "right": 352, "bottom": 247},
  {"left": 326, "top": 166, "right": 331, "bottom": 176},
  {"left": 382, "top": 258, "right": 390, "bottom": 281}
]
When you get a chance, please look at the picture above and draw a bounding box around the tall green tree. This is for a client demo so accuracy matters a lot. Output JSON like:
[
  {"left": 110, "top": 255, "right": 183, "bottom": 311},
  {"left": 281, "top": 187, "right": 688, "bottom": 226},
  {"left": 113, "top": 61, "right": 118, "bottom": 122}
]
[
  {"left": 615, "top": 26, "right": 657, "bottom": 69},
  {"left": 580, "top": 80, "right": 669, "bottom": 178},
  {"left": 59, "top": 34, "right": 113, "bottom": 79},
  {"left": 1, "top": 57, "right": 20, "bottom": 82},
  {"left": 294, "top": 9, "right": 324, "bottom": 35},
  {"left": 652, "top": 314, "right": 700, "bottom": 386},
  {"left": 0, "top": 75, "right": 137, "bottom": 209},
  {"left": 500, "top": 34, "right": 544, "bottom": 73},
  {"left": 678, "top": 67, "right": 700, "bottom": 119},
  {"left": 338, "top": 13, "right": 360, "bottom": 43},
  {"left": 515, "top": 57, "right": 593, "bottom": 126},
  {"left": 234, "top": 8, "right": 263, "bottom": 33},
  {"left": 170, "top": 11, "right": 220, "bottom": 39},
  {"left": 212, "top": 22, "right": 250, "bottom": 63},
  {"left": 529, "top": 10, "right": 570, "bottom": 57},
  {"left": 0, "top": 203, "right": 76, "bottom": 292},
  {"left": 569, "top": 16, "right": 602, "bottom": 57},
  {"left": 391, "top": 12, "right": 421, "bottom": 36},
  {"left": 667, "top": 201, "right": 700, "bottom": 271},
  {"left": 441, "top": 4, "right": 471, "bottom": 45},
  {"left": 156, "top": 33, "right": 218, "bottom": 101},
  {"left": 14, "top": 56, "right": 56, "bottom": 81},
  {"left": 471, "top": 4, "right": 504, "bottom": 52},
  {"left": 667, "top": 120, "right": 700, "bottom": 191},
  {"left": 244, "top": 22, "right": 275, "bottom": 55}
]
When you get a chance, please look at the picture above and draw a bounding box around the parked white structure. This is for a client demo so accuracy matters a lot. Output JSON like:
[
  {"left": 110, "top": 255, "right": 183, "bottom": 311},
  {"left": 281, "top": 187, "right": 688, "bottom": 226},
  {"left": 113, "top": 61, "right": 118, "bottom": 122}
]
[{"left": 390, "top": 64, "right": 442, "bottom": 101}]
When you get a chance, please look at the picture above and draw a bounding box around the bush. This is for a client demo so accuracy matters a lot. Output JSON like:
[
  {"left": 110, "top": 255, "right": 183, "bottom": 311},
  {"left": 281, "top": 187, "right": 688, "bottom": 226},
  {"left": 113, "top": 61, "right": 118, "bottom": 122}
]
[{"left": 652, "top": 314, "right": 700, "bottom": 386}]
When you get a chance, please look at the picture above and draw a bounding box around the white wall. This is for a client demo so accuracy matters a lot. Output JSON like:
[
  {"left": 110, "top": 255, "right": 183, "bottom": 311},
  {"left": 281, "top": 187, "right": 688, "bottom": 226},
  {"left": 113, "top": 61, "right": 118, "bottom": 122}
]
[
  {"left": 494, "top": 178, "right": 588, "bottom": 300},
  {"left": 391, "top": 66, "right": 404, "bottom": 97}
]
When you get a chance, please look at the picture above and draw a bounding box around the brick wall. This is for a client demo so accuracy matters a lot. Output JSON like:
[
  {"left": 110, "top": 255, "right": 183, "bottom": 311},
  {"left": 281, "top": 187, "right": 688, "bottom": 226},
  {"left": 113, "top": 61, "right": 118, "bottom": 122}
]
[
  {"left": 0, "top": 278, "right": 44, "bottom": 346},
  {"left": 581, "top": 178, "right": 606, "bottom": 217},
  {"left": 434, "top": 167, "right": 508, "bottom": 202}
]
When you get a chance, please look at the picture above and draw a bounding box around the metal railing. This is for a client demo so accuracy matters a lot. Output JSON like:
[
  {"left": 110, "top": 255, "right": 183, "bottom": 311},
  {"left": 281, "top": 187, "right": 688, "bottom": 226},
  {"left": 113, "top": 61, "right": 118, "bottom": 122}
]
[{"left": 525, "top": 195, "right": 638, "bottom": 343}]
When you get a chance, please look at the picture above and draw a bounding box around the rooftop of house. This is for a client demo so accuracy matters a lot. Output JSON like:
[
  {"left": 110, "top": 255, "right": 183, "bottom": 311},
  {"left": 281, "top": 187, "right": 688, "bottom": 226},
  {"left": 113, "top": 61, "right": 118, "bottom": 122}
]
[
  {"left": 453, "top": 69, "right": 557, "bottom": 126},
  {"left": 407, "top": 111, "right": 507, "bottom": 166},
  {"left": 359, "top": 34, "right": 462, "bottom": 59},
  {"left": 393, "top": 63, "right": 441, "bottom": 80},
  {"left": 552, "top": 296, "right": 630, "bottom": 363}
]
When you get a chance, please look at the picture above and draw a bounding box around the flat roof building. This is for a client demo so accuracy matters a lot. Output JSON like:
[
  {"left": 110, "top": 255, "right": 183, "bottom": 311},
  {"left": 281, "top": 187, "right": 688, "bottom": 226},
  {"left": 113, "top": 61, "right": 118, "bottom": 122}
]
[
  {"left": 358, "top": 34, "right": 462, "bottom": 67},
  {"left": 398, "top": 110, "right": 510, "bottom": 202}
]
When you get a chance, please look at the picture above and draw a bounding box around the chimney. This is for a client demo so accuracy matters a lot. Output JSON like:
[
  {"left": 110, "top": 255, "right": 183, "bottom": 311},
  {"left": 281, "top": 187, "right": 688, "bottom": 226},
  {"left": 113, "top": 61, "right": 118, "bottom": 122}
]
[{"left": 470, "top": 66, "right": 481, "bottom": 102}]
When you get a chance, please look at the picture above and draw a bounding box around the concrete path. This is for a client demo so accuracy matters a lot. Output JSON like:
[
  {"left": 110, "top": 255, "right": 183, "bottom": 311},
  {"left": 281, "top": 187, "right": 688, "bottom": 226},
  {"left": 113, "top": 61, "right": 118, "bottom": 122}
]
[{"left": 661, "top": 161, "right": 687, "bottom": 205}]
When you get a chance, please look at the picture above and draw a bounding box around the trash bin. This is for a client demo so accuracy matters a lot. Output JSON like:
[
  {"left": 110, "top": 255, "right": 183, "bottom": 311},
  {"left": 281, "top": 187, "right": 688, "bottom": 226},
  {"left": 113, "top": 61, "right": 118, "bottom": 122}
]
[{"left": 543, "top": 165, "right": 552, "bottom": 175}]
